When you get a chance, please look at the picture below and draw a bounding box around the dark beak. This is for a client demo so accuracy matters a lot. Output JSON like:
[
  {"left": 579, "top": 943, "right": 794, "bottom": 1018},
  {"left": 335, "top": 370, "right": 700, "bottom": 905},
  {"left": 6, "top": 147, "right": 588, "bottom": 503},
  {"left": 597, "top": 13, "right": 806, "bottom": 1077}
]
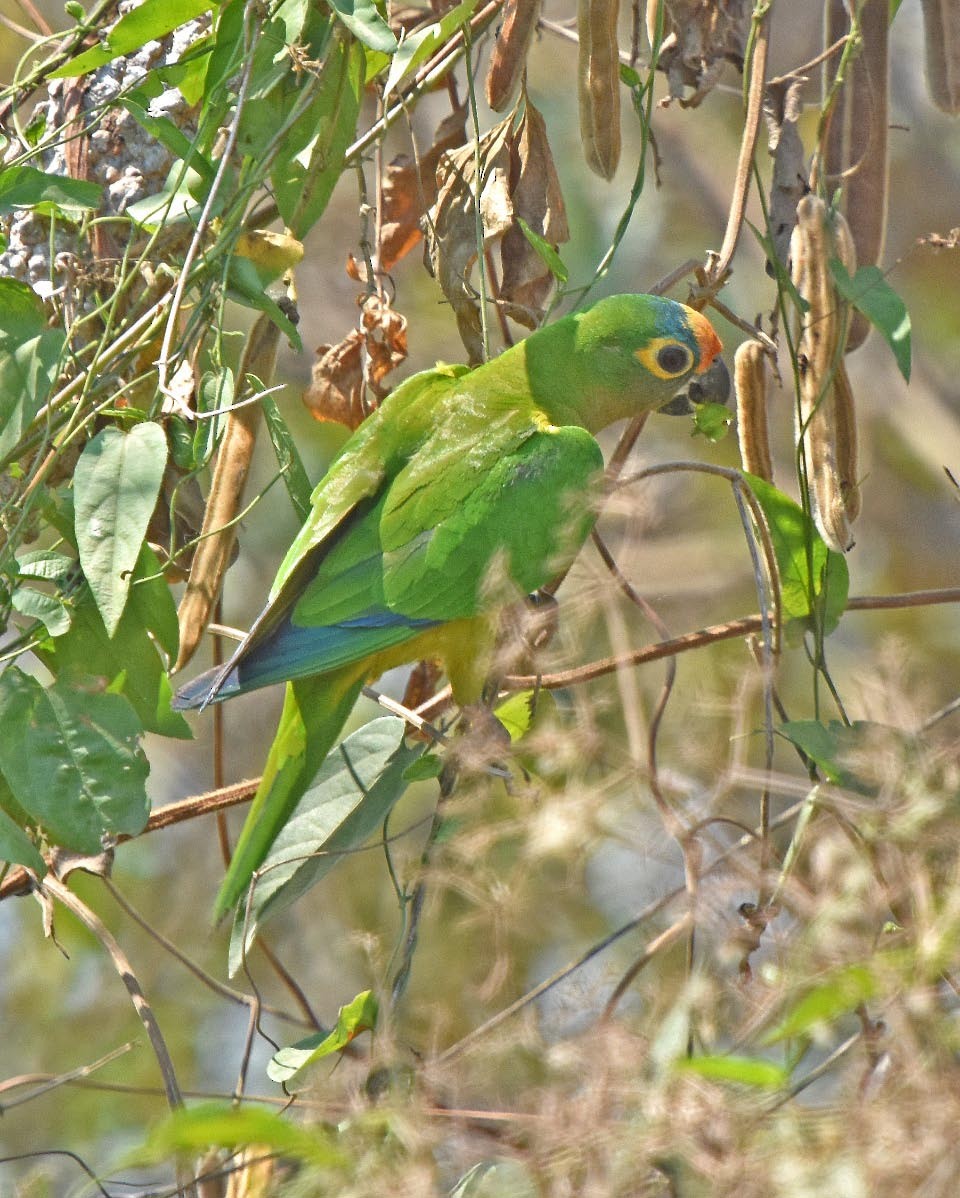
[{"left": 659, "top": 357, "right": 731, "bottom": 416}]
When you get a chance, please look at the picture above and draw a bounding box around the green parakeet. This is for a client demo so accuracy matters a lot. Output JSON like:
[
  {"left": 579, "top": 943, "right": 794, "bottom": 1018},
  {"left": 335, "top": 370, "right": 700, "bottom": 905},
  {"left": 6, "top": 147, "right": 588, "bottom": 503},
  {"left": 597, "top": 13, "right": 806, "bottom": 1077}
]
[{"left": 174, "top": 293, "right": 723, "bottom": 918}]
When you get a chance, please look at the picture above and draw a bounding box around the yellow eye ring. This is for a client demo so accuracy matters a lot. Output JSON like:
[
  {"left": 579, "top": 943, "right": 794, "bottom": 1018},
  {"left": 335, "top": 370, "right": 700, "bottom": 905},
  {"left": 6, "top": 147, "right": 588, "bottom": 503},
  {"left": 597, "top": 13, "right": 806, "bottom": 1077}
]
[{"left": 634, "top": 338, "right": 695, "bottom": 380}]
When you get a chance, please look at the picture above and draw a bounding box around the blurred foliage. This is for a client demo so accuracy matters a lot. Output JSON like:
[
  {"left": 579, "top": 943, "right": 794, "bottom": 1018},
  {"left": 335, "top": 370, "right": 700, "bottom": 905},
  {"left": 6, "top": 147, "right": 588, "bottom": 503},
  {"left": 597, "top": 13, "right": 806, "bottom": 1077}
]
[{"left": 1, "top": 0, "right": 960, "bottom": 1195}]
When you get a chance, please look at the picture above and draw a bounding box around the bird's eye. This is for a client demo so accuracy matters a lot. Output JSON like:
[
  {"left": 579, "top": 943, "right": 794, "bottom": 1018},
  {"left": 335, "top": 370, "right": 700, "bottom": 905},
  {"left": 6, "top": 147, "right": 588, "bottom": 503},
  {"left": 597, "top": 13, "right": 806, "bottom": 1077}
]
[{"left": 656, "top": 343, "right": 693, "bottom": 375}]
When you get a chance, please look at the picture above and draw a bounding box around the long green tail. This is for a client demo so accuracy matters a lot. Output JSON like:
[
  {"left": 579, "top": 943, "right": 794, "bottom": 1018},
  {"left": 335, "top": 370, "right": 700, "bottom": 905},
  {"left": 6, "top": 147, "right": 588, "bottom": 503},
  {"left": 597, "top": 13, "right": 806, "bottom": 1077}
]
[{"left": 213, "top": 665, "right": 366, "bottom": 921}]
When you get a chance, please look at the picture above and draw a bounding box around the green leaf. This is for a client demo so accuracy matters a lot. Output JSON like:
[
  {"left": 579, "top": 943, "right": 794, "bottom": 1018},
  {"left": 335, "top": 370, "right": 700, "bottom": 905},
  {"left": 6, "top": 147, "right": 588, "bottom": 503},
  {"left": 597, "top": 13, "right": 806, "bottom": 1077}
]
[
  {"left": 225, "top": 257, "right": 302, "bottom": 349},
  {"left": 268, "top": 990, "right": 378, "bottom": 1082},
  {"left": 137, "top": 1102, "right": 341, "bottom": 1168},
  {"left": 125, "top": 163, "right": 214, "bottom": 231},
  {"left": 16, "top": 549, "right": 74, "bottom": 582},
  {"left": 0, "top": 802, "right": 46, "bottom": 875},
  {"left": 50, "top": 0, "right": 217, "bottom": 77},
  {"left": 0, "top": 277, "right": 46, "bottom": 340},
  {"left": 403, "top": 752, "right": 443, "bottom": 781},
  {"left": 12, "top": 585, "right": 72, "bottom": 637},
  {"left": 118, "top": 96, "right": 215, "bottom": 185},
  {"left": 228, "top": 717, "right": 423, "bottom": 973},
  {"left": 744, "top": 475, "right": 849, "bottom": 639},
  {"left": 326, "top": 0, "right": 396, "bottom": 52},
  {"left": 0, "top": 165, "right": 102, "bottom": 215},
  {"left": 778, "top": 720, "right": 881, "bottom": 795},
  {"left": 494, "top": 690, "right": 538, "bottom": 743},
  {"left": 830, "top": 260, "right": 911, "bottom": 381},
  {"left": 74, "top": 423, "right": 168, "bottom": 637},
  {"left": 0, "top": 328, "right": 67, "bottom": 463},
  {"left": 0, "top": 668, "right": 149, "bottom": 853},
  {"left": 764, "top": 964, "right": 877, "bottom": 1044},
  {"left": 383, "top": 0, "right": 477, "bottom": 96},
  {"left": 38, "top": 544, "right": 189, "bottom": 738},
  {"left": 261, "top": 394, "right": 313, "bottom": 522},
  {"left": 272, "top": 39, "right": 363, "bottom": 238},
  {"left": 676, "top": 1054, "right": 788, "bottom": 1089},
  {"left": 691, "top": 401, "right": 732, "bottom": 443},
  {"left": 515, "top": 216, "right": 569, "bottom": 284}
]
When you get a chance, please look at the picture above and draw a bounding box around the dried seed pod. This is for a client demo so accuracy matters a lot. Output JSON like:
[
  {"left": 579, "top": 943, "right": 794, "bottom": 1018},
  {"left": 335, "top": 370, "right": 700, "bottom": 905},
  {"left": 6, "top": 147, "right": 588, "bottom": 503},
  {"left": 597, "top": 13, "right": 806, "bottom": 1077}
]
[
  {"left": 790, "top": 194, "right": 858, "bottom": 553},
  {"left": 578, "top": 0, "right": 621, "bottom": 179},
  {"left": 921, "top": 0, "right": 960, "bottom": 113},
  {"left": 832, "top": 359, "right": 861, "bottom": 523},
  {"left": 735, "top": 340, "right": 773, "bottom": 483},
  {"left": 486, "top": 0, "right": 542, "bottom": 112},
  {"left": 823, "top": 0, "right": 889, "bottom": 350}
]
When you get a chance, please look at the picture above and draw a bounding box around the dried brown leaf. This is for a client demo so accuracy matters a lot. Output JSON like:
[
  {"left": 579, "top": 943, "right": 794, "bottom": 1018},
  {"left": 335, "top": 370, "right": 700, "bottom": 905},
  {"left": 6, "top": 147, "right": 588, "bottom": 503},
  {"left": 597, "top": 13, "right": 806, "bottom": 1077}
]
[
  {"left": 652, "top": 0, "right": 753, "bottom": 108},
  {"left": 303, "top": 330, "right": 365, "bottom": 429},
  {"left": 764, "top": 76, "right": 807, "bottom": 272},
  {"left": 425, "top": 117, "right": 515, "bottom": 361},
  {"left": 377, "top": 104, "right": 469, "bottom": 273},
  {"left": 303, "top": 298, "right": 408, "bottom": 430},
  {"left": 499, "top": 101, "right": 569, "bottom": 327}
]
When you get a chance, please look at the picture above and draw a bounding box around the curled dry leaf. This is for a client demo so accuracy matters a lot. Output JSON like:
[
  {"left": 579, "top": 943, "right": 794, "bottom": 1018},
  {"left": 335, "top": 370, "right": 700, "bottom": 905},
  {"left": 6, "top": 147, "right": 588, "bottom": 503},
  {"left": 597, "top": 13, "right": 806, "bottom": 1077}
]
[
  {"left": 921, "top": 0, "right": 960, "bottom": 114},
  {"left": 499, "top": 101, "right": 569, "bottom": 327},
  {"left": 823, "top": 0, "right": 889, "bottom": 350},
  {"left": 789, "top": 195, "right": 860, "bottom": 553},
  {"left": 368, "top": 104, "right": 468, "bottom": 275},
  {"left": 764, "top": 76, "right": 807, "bottom": 272},
  {"left": 649, "top": 0, "right": 753, "bottom": 108},
  {"left": 734, "top": 340, "right": 773, "bottom": 483},
  {"left": 486, "top": 0, "right": 543, "bottom": 112},
  {"left": 303, "top": 297, "right": 409, "bottom": 430},
  {"left": 424, "top": 117, "right": 515, "bottom": 362}
]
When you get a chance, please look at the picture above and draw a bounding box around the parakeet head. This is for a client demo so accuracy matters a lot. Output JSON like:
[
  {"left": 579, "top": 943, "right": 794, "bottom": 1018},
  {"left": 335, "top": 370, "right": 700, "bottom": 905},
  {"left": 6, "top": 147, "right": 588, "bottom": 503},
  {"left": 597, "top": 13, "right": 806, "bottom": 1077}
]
[{"left": 523, "top": 293, "right": 726, "bottom": 433}]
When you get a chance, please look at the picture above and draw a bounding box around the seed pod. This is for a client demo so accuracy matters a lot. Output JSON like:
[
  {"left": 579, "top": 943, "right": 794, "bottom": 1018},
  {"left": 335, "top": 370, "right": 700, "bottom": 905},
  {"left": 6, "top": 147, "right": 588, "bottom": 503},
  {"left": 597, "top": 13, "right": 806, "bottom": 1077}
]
[
  {"left": 578, "top": 0, "right": 621, "bottom": 179},
  {"left": 486, "top": 0, "right": 542, "bottom": 112},
  {"left": 735, "top": 340, "right": 773, "bottom": 483},
  {"left": 921, "top": 0, "right": 960, "bottom": 114},
  {"left": 790, "top": 194, "right": 858, "bottom": 553},
  {"left": 823, "top": 0, "right": 889, "bottom": 350}
]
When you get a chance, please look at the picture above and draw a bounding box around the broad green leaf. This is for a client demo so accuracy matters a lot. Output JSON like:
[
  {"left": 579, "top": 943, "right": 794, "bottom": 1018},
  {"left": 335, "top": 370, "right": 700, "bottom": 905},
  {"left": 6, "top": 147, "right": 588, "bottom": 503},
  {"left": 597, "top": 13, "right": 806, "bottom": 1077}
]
[
  {"left": 495, "top": 690, "right": 538, "bottom": 742},
  {"left": 225, "top": 258, "right": 302, "bottom": 349},
  {"left": 327, "top": 0, "right": 396, "bottom": 51},
  {"left": 74, "top": 423, "right": 168, "bottom": 637},
  {"left": 12, "top": 585, "right": 72, "bottom": 637},
  {"left": 0, "top": 165, "right": 102, "bottom": 214},
  {"left": 0, "top": 668, "right": 149, "bottom": 853},
  {"left": 0, "top": 804, "right": 46, "bottom": 875},
  {"left": 383, "top": 0, "right": 477, "bottom": 96},
  {"left": 403, "top": 752, "right": 443, "bottom": 781},
  {"left": 676, "top": 1054, "right": 788, "bottom": 1089},
  {"left": 691, "top": 401, "right": 732, "bottom": 443},
  {"left": 272, "top": 40, "right": 363, "bottom": 238},
  {"left": 137, "top": 1103, "right": 341, "bottom": 1168},
  {"left": 261, "top": 394, "right": 313, "bottom": 521},
  {"left": 764, "top": 964, "right": 877, "bottom": 1044},
  {"left": 16, "top": 549, "right": 74, "bottom": 582},
  {"left": 125, "top": 163, "right": 214, "bottom": 231},
  {"left": 228, "top": 717, "right": 423, "bottom": 973},
  {"left": 38, "top": 545, "right": 188, "bottom": 738},
  {"left": 830, "top": 260, "right": 911, "bottom": 381},
  {"left": 515, "top": 216, "right": 569, "bottom": 284},
  {"left": 779, "top": 720, "right": 882, "bottom": 795},
  {"left": 268, "top": 989, "right": 378, "bottom": 1082},
  {"left": 744, "top": 475, "right": 849, "bottom": 639},
  {"left": 50, "top": 0, "right": 217, "bottom": 77},
  {"left": 0, "top": 329, "right": 67, "bottom": 462},
  {"left": 0, "top": 277, "right": 46, "bottom": 340},
  {"left": 119, "top": 95, "right": 215, "bottom": 184}
]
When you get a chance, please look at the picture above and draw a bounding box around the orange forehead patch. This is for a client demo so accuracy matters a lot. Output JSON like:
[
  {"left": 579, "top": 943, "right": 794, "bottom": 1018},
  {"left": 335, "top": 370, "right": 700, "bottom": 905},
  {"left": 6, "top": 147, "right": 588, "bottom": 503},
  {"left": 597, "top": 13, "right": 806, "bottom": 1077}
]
[{"left": 685, "top": 308, "right": 723, "bottom": 373}]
